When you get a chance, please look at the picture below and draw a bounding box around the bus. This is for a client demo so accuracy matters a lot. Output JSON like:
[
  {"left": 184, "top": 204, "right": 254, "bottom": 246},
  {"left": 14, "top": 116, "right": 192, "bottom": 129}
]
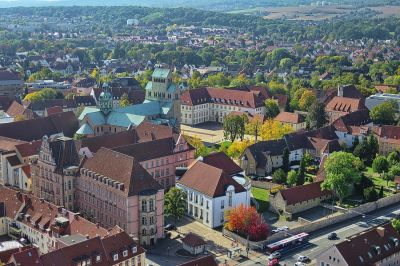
[{"left": 266, "top": 232, "right": 309, "bottom": 253}]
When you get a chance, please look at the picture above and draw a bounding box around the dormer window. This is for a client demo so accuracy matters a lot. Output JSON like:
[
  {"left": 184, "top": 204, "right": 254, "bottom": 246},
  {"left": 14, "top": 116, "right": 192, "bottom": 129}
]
[
  {"left": 132, "top": 246, "right": 137, "bottom": 254},
  {"left": 96, "top": 255, "right": 101, "bottom": 262},
  {"left": 113, "top": 254, "right": 118, "bottom": 261},
  {"left": 123, "top": 250, "right": 128, "bottom": 257}
]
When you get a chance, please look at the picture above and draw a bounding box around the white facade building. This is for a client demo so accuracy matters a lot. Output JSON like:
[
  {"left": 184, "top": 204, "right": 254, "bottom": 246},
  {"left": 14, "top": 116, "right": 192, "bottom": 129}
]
[{"left": 176, "top": 161, "right": 250, "bottom": 228}]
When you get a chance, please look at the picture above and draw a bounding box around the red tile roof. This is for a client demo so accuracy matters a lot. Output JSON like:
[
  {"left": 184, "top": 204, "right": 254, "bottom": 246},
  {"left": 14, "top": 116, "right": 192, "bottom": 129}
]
[
  {"left": 177, "top": 161, "right": 246, "bottom": 198},
  {"left": 15, "top": 140, "right": 42, "bottom": 158},
  {"left": 82, "top": 148, "right": 162, "bottom": 196},
  {"left": 201, "top": 152, "right": 242, "bottom": 176},
  {"left": 45, "top": 106, "right": 63, "bottom": 116},
  {"left": 0, "top": 136, "right": 26, "bottom": 152},
  {"left": 182, "top": 233, "right": 206, "bottom": 247},
  {"left": 279, "top": 181, "right": 332, "bottom": 205},
  {"left": 181, "top": 87, "right": 266, "bottom": 108},
  {"left": 274, "top": 112, "right": 305, "bottom": 124},
  {"left": 325, "top": 96, "right": 365, "bottom": 113},
  {"left": 334, "top": 223, "right": 400, "bottom": 265}
]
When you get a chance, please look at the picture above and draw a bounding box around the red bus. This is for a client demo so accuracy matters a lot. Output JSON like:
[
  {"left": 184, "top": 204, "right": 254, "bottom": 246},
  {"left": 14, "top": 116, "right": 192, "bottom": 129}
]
[{"left": 266, "top": 232, "right": 309, "bottom": 253}]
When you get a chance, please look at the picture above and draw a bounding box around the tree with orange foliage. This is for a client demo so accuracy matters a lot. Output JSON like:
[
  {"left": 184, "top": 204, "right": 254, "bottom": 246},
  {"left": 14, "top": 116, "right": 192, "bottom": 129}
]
[{"left": 224, "top": 204, "right": 269, "bottom": 241}]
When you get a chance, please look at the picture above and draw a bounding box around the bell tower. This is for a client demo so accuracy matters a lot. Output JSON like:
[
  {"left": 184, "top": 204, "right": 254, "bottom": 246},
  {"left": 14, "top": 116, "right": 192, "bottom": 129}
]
[{"left": 99, "top": 83, "right": 113, "bottom": 115}]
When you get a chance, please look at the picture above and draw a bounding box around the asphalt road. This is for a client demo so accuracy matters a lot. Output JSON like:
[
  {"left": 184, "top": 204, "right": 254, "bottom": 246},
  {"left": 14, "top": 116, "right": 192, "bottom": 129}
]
[{"left": 239, "top": 203, "right": 400, "bottom": 266}]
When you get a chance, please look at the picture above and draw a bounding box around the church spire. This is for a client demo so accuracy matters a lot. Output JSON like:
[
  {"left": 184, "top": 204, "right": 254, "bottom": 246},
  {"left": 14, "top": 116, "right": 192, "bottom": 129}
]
[{"left": 99, "top": 83, "right": 113, "bottom": 114}]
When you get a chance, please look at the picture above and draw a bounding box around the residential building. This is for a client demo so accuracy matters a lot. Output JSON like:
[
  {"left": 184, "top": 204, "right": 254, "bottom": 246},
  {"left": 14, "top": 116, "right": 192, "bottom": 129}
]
[
  {"left": 22, "top": 99, "right": 77, "bottom": 117},
  {"left": 316, "top": 223, "right": 400, "bottom": 266},
  {"left": 31, "top": 135, "right": 80, "bottom": 210},
  {"left": 372, "top": 125, "right": 400, "bottom": 155},
  {"left": 325, "top": 96, "right": 367, "bottom": 123},
  {"left": 40, "top": 228, "right": 146, "bottom": 266},
  {"left": 78, "top": 68, "right": 185, "bottom": 136},
  {"left": 5, "top": 101, "right": 36, "bottom": 121},
  {"left": 0, "top": 186, "right": 110, "bottom": 254},
  {"left": 180, "top": 86, "right": 266, "bottom": 125},
  {"left": 77, "top": 148, "right": 164, "bottom": 245},
  {"left": 269, "top": 181, "right": 332, "bottom": 217},
  {"left": 0, "top": 70, "right": 23, "bottom": 98},
  {"left": 176, "top": 161, "right": 250, "bottom": 228},
  {"left": 365, "top": 93, "right": 400, "bottom": 110},
  {"left": 113, "top": 134, "right": 195, "bottom": 189},
  {"left": 274, "top": 111, "right": 306, "bottom": 131}
]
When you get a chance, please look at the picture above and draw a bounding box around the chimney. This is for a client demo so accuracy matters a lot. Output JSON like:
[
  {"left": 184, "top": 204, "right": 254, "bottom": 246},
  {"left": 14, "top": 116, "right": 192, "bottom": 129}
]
[
  {"left": 377, "top": 226, "right": 385, "bottom": 237},
  {"left": 338, "top": 85, "right": 343, "bottom": 97}
]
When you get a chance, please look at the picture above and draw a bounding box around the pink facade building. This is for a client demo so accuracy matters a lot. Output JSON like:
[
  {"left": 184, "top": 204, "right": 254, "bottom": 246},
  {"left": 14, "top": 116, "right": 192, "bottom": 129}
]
[
  {"left": 113, "top": 133, "right": 195, "bottom": 189},
  {"left": 77, "top": 148, "right": 164, "bottom": 246}
]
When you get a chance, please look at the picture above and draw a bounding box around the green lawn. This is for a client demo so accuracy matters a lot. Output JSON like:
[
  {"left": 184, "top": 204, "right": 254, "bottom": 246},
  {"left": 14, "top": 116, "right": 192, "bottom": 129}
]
[
  {"left": 251, "top": 187, "right": 269, "bottom": 212},
  {"left": 363, "top": 167, "right": 396, "bottom": 196}
]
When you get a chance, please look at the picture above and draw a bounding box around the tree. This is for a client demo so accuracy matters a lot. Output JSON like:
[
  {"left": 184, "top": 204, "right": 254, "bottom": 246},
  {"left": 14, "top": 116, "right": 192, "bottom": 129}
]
[
  {"left": 227, "top": 140, "right": 253, "bottom": 159},
  {"left": 379, "top": 185, "right": 384, "bottom": 198},
  {"left": 282, "top": 147, "right": 289, "bottom": 172},
  {"left": 224, "top": 204, "right": 269, "bottom": 241},
  {"left": 229, "top": 74, "right": 252, "bottom": 87},
  {"left": 372, "top": 156, "right": 389, "bottom": 174},
  {"left": 389, "top": 163, "right": 400, "bottom": 177},
  {"left": 264, "top": 99, "right": 280, "bottom": 119},
  {"left": 298, "top": 90, "right": 316, "bottom": 111},
  {"left": 272, "top": 169, "right": 286, "bottom": 184},
  {"left": 245, "top": 119, "right": 262, "bottom": 142},
  {"left": 387, "top": 151, "right": 400, "bottom": 167},
  {"left": 363, "top": 186, "right": 378, "bottom": 202},
  {"left": 164, "top": 188, "right": 187, "bottom": 224},
  {"left": 392, "top": 219, "right": 400, "bottom": 233},
  {"left": 279, "top": 58, "right": 294, "bottom": 70},
  {"left": 370, "top": 101, "right": 397, "bottom": 125},
  {"left": 354, "top": 135, "right": 379, "bottom": 166},
  {"left": 223, "top": 115, "right": 247, "bottom": 142},
  {"left": 297, "top": 156, "right": 306, "bottom": 186},
  {"left": 14, "top": 115, "right": 26, "bottom": 121},
  {"left": 259, "top": 120, "right": 293, "bottom": 141},
  {"left": 287, "top": 170, "right": 298, "bottom": 187},
  {"left": 321, "top": 152, "right": 363, "bottom": 202},
  {"left": 306, "top": 102, "right": 328, "bottom": 129},
  {"left": 382, "top": 172, "right": 395, "bottom": 187},
  {"left": 119, "top": 93, "right": 131, "bottom": 107}
]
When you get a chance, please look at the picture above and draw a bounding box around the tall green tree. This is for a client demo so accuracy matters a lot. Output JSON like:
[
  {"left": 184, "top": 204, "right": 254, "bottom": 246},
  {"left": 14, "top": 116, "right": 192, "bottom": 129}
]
[
  {"left": 297, "top": 157, "right": 306, "bottom": 186},
  {"left": 223, "top": 115, "right": 247, "bottom": 142},
  {"left": 306, "top": 102, "right": 328, "bottom": 129},
  {"left": 287, "top": 170, "right": 298, "bottom": 187},
  {"left": 264, "top": 99, "right": 280, "bottom": 119},
  {"left": 321, "top": 152, "right": 363, "bottom": 202},
  {"left": 372, "top": 155, "right": 389, "bottom": 174},
  {"left": 282, "top": 147, "right": 290, "bottom": 172},
  {"left": 370, "top": 101, "right": 397, "bottom": 125},
  {"left": 164, "top": 188, "right": 187, "bottom": 224}
]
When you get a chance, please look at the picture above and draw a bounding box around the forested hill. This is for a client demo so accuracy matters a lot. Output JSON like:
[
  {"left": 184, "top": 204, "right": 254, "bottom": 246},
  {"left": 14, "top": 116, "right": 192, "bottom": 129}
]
[{"left": 0, "top": 0, "right": 399, "bottom": 11}]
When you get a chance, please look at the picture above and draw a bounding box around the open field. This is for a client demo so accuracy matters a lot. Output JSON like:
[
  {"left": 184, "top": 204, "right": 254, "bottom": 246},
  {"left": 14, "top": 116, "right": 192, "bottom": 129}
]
[{"left": 229, "top": 5, "right": 400, "bottom": 20}]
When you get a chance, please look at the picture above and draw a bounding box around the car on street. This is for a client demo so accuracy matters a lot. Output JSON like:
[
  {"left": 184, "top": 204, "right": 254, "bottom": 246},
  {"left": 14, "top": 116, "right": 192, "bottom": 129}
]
[
  {"left": 328, "top": 232, "right": 337, "bottom": 240},
  {"left": 268, "top": 258, "right": 279, "bottom": 266},
  {"left": 271, "top": 229, "right": 280, "bottom": 234},
  {"left": 294, "top": 262, "right": 306, "bottom": 266},
  {"left": 297, "top": 255, "right": 310, "bottom": 262},
  {"left": 268, "top": 251, "right": 281, "bottom": 260},
  {"left": 164, "top": 224, "right": 176, "bottom": 231},
  {"left": 280, "top": 226, "right": 289, "bottom": 231}
]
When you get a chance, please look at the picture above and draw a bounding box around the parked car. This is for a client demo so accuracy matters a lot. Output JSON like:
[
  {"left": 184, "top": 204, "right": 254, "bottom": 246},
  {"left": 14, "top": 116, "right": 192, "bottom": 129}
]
[
  {"left": 328, "top": 232, "right": 337, "bottom": 240},
  {"left": 268, "top": 251, "right": 281, "bottom": 260},
  {"left": 268, "top": 258, "right": 279, "bottom": 266},
  {"left": 271, "top": 229, "right": 280, "bottom": 234},
  {"left": 280, "top": 226, "right": 289, "bottom": 231},
  {"left": 297, "top": 255, "right": 310, "bottom": 262},
  {"left": 294, "top": 262, "right": 306, "bottom": 266},
  {"left": 164, "top": 224, "right": 176, "bottom": 231}
]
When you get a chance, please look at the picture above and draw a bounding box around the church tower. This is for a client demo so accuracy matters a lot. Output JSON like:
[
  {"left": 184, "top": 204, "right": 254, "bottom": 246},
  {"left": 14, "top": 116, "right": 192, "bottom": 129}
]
[{"left": 99, "top": 83, "right": 113, "bottom": 115}]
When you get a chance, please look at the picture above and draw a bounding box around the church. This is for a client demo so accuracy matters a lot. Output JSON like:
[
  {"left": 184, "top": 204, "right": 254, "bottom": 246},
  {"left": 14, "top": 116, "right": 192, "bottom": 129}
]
[{"left": 77, "top": 68, "right": 184, "bottom": 137}]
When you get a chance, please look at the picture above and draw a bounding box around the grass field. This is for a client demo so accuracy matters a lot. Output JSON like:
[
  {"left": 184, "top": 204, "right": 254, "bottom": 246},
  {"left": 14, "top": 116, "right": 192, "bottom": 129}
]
[
  {"left": 251, "top": 187, "right": 270, "bottom": 212},
  {"left": 364, "top": 167, "right": 396, "bottom": 196}
]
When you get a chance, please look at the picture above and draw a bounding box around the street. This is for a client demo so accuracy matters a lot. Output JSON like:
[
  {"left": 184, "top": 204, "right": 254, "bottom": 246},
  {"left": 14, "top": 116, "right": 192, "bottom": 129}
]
[{"left": 238, "top": 202, "right": 400, "bottom": 265}]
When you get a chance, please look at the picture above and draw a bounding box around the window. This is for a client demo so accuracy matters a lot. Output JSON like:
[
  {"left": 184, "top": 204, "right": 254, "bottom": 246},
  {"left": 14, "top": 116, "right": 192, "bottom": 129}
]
[
  {"left": 113, "top": 254, "right": 118, "bottom": 261},
  {"left": 142, "top": 229, "right": 146, "bottom": 235},
  {"left": 96, "top": 255, "right": 101, "bottom": 262},
  {"left": 221, "top": 200, "right": 224, "bottom": 209},
  {"left": 141, "top": 217, "right": 147, "bottom": 225},
  {"left": 132, "top": 246, "right": 137, "bottom": 253},
  {"left": 149, "top": 199, "right": 154, "bottom": 211},
  {"left": 141, "top": 200, "right": 147, "bottom": 212},
  {"left": 123, "top": 250, "right": 128, "bottom": 257}
]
